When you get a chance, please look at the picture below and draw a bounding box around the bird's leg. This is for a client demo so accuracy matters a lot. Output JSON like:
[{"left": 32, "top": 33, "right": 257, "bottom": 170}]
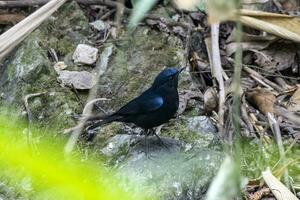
[
  {"left": 143, "top": 129, "right": 153, "bottom": 158},
  {"left": 152, "top": 128, "right": 169, "bottom": 151}
]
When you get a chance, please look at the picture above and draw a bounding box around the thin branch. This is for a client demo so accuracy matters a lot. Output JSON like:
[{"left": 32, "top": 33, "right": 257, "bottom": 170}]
[
  {"left": 64, "top": 45, "right": 113, "bottom": 155},
  {"left": 243, "top": 66, "right": 283, "bottom": 92},
  {"left": 211, "top": 23, "right": 225, "bottom": 138},
  {"left": 23, "top": 92, "right": 46, "bottom": 152},
  {"left": 232, "top": 10, "right": 242, "bottom": 141}
]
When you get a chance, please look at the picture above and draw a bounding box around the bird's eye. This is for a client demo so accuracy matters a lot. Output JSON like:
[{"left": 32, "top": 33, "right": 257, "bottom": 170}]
[{"left": 169, "top": 76, "right": 174, "bottom": 80}]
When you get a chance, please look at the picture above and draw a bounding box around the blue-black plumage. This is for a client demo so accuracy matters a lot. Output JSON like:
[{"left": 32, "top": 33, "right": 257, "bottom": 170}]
[{"left": 88, "top": 67, "right": 184, "bottom": 132}]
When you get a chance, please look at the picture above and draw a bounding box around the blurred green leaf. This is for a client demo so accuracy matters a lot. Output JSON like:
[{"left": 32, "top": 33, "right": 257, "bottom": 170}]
[
  {"left": 129, "top": 0, "right": 159, "bottom": 29},
  {"left": 206, "top": 156, "right": 241, "bottom": 200},
  {"left": 163, "top": 0, "right": 172, "bottom": 6},
  {"left": 0, "top": 114, "right": 149, "bottom": 200},
  {"left": 197, "top": 0, "right": 206, "bottom": 11}
]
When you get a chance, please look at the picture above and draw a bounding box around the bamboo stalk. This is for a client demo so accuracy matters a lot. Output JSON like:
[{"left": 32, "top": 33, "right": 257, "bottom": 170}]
[
  {"left": 0, "top": 0, "right": 122, "bottom": 8},
  {"left": 0, "top": 0, "right": 68, "bottom": 61}
]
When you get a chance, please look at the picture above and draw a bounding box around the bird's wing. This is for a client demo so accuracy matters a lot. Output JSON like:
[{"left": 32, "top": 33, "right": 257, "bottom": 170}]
[{"left": 116, "top": 92, "right": 164, "bottom": 115}]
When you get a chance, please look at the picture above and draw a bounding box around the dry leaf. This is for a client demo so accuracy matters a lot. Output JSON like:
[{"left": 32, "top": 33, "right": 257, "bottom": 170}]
[
  {"left": 262, "top": 168, "right": 298, "bottom": 200},
  {"left": 226, "top": 41, "right": 271, "bottom": 56},
  {"left": 281, "top": 0, "right": 298, "bottom": 12},
  {"left": 246, "top": 187, "right": 271, "bottom": 200},
  {"left": 204, "top": 87, "right": 218, "bottom": 113},
  {"left": 0, "top": 14, "right": 25, "bottom": 24},
  {"left": 254, "top": 43, "right": 297, "bottom": 71},
  {"left": 208, "top": 0, "right": 237, "bottom": 23},
  {"left": 173, "top": 0, "right": 203, "bottom": 11},
  {"left": 232, "top": 9, "right": 300, "bottom": 42},
  {"left": 226, "top": 28, "right": 277, "bottom": 43},
  {"left": 287, "top": 85, "right": 300, "bottom": 112},
  {"left": 242, "top": 0, "right": 272, "bottom": 10},
  {"left": 246, "top": 88, "right": 276, "bottom": 115}
]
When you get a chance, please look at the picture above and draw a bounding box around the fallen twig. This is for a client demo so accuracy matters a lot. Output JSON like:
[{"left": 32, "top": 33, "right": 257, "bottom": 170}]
[
  {"left": 82, "top": 98, "right": 109, "bottom": 116},
  {"left": 275, "top": 107, "right": 300, "bottom": 126},
  {"left": 241, "top": 103, "right": 254, "bottom": 136},
  {"left": 243, "top": 66, "right": 283, "bottom": 93},
  {"left": 23, "top": 92, "right": 46, "bottom": 152},
  {"left": 267, "top": 113, "right": 290, "bottom": 189}
]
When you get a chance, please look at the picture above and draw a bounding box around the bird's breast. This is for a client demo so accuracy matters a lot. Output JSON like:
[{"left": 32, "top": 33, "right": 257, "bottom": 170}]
[{"left": 160, "top": 90, "right": 179, "bottom": 112}]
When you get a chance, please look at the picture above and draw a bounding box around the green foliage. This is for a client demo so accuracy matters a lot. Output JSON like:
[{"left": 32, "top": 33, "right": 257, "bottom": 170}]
[
  {"left": 129, "top": 0, "right": 159, "bottom": 29},
  {"left": 0, "top": 115, "right": 149, "bottom": 200},
  {"left": 206, "top": 156, "right": 241, "bottom": 200},
  {"left": 197, "top": 0, "right": 207, "bottom": 11}
]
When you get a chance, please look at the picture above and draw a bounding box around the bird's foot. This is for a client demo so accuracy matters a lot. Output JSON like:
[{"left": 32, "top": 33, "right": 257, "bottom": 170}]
[
  {"left": 154, "top": 133, "right": 170, "bottom": 151},
  {"left": 146, "top": 128, "right": 170, "bottom": 151}
]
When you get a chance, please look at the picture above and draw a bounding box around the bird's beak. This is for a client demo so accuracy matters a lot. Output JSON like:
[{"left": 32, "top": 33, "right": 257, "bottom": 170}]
[{"left": 179, "top": 67, "right": 186, "bottom": 74}]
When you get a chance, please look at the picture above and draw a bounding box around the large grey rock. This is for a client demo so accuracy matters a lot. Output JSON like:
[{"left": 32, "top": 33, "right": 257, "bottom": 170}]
[
  {"left": 187, "top": 116, "right": 217, "bottom": 135},
  {"left": 186, "top": 116, "right": 219, "bottom": 148},
  {"left": 100, "top": 134, "right": 223, "bottom": 200}
]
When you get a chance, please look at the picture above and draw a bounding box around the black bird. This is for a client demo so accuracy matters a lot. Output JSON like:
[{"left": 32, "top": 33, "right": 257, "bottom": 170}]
[{"left": 87, "top": 67, "right": 185, "bottom": 138}]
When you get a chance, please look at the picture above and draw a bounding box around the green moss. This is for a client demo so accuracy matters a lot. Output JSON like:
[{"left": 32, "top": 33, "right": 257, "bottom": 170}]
[
  {"left": 38, "top": 1, "right": 89, "bottom": 58},
  {"left": 161, "top": 119, "right": 199, "bottom": 143},
  {"left": 107, "top": 141, "right": 129, "bottom": 165},
  {"left": 93, "top": 123, "right": 124, "bottom": 148},
  {"left": 6, "top": 31, "right": 49, "bottom": 82}
]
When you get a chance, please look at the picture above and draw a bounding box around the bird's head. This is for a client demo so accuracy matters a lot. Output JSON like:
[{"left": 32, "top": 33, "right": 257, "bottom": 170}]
[{"left": 152, "top": 67, "right": 185, "bottom": 89}]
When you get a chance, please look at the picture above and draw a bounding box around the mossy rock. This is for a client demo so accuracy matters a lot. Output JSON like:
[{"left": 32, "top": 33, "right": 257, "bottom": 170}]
[
  {"left": 39, "top": 1, "right": 90, "bottom": 58},
  {"left": 0, "top": 1, "right": 90, "bottom": 130}
]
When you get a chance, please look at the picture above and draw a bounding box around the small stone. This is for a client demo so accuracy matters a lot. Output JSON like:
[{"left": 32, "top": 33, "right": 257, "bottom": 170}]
[
  {"left": 72, "top": 44, "right": 98, "bottom": 65},
  {"left": 57, "top": 70, "right": 95, "bottom": 89},
  {"left": 53, "top": 61, "right": 68, "bottom": 73},
  {"left": 172, "top": 14, "right": 180, "bottom": 21},
  {"left": 89, "top": 20, "right": 110, "bottom": 31}
]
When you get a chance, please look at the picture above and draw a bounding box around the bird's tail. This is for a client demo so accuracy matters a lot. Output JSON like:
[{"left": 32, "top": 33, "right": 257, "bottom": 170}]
[
  {"left": 86, "top": 114, "right": 122, "bottom": 130},
  {"left": 84, "top": 114, "right": 122, "bottom": 141}
]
